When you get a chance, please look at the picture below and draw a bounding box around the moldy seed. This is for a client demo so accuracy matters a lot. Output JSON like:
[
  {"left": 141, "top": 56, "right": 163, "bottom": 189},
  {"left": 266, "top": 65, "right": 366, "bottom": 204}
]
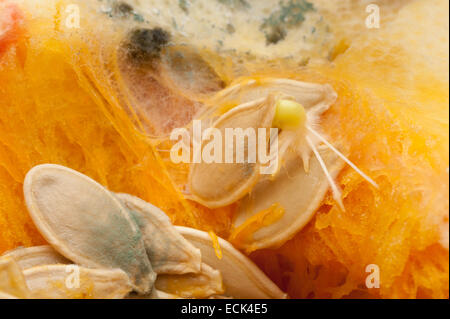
[{"left": 126, "top": 28, "right": 171, "bottom": 65}]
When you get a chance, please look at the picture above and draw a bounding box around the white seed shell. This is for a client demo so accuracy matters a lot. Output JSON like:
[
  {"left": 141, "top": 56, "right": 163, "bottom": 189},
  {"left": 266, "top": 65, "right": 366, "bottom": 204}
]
[
  {"left": 155, "top": 263, "right": 224, "bottom": 299},
  {"left": 176, "top": 226, "right": 287, "bottom": 299},
  {"left": 0, "top": 291, "right": 18, "bottom": 299},
  {"left": 23, "top": 265, "right": 132, "bottom": 299},
  {"left": 189, "top": 94, "right": 278, "bottom": 208},
  {"left": 234, "top": 146, "right": 344, "bottom": 250},
  {"left": 2, "top": 245, "right": 70, "bottom": 270},
  {"left": 23, "top": 164, "right": 155, "bottom": 294}
]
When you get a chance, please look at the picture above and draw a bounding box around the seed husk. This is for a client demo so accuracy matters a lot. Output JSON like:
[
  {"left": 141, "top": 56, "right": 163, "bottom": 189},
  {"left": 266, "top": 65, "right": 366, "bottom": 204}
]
[
  {"left": 2, "top": 246, "right": 70, "bottom": 270},
  {"left": 23, "top": 265, "right": 132, "bottom": 299},
  {"left": 155, "top": 263, "right": 224, "bottom": 299},
  {"left": 23, "top": 164, "right": 155, "bottom": 294},
  {"left": 232, "top": 146, "right": 344, "bottom": 251},
  {"left": 0, "top": 256, "right": 31, "bottom": 299},
  {"left": 208, "top": 78, "right": 337, "bottom": 115},
  {"left": 176, "top": 226, "right": 287, "bottom": 299},
  {"left": 189, "top": 94, "right": 278, "bottom": 208},
  {"left": 114, "top": 192, "right": 202, "bottom": 275}
]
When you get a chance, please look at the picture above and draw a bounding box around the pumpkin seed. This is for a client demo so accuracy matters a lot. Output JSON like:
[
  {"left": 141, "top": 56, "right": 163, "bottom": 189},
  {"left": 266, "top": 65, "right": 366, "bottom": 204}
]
[
  {"left": 125, "top": 27, "right": 171, "bottom": 65},
  {"left": 155, "top": 263, "right": 224, "bottom": 299},
  {"left": 189, "top": 78, "right": 338, "bottom": 209},
  {"left": 2, "top": 245, "right": 70, "bottom": 270},
  {"left": 189, "top": 94, "right": 278, "bottom": 208},
  {"left": 13, "top": 164, "right": 292, "bottom": 299},
  {"left": 23, "top": 164, "right": 155, "bottom": 294},
  {"left": 114, "top": 192, "right": 202, "bottom": 275},
  {"left": 176, "top": 226, "right": 287, "bottom": 299},
  {"left": 0, "top": 256, "right": 31, "bottom": 299},
  {"left": 23, "top": 265, "right": 132, "bottom": 299},
  {"left": 232, "top": 145, "right": 345, "bottom": 251}
]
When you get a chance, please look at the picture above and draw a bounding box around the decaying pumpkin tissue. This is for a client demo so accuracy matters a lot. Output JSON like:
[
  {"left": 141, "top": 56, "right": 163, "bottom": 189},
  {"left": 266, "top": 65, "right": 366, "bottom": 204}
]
[{"left": 0, "top": 0, "right": 448, "bottom": 300}]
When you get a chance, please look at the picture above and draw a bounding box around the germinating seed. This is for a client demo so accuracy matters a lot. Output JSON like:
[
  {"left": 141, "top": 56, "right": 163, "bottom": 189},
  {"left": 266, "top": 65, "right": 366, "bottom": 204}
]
[
  {"left": 194, "top": 78, "right": 377, "bottom": 252},
  {"left": 188, "top": 94, "right": 278, "bottom": 209}
]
